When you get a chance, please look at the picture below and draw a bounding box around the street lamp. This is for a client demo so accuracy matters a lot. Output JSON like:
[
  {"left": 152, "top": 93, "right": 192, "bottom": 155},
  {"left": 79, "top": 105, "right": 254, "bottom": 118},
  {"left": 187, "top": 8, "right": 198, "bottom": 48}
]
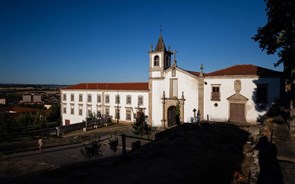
[
  {"left": 193, "top": 108, "right": 196, "bottom": 123},
  {"left": 116, "top": 93, "right": 119, "bottom": 123}
]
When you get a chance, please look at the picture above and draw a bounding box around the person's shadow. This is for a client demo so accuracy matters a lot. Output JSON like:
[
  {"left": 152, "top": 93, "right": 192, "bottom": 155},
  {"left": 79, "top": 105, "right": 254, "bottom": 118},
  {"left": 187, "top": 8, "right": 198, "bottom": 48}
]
[{"left": 255, "top": 136, "right": 284, "bottom": 184}]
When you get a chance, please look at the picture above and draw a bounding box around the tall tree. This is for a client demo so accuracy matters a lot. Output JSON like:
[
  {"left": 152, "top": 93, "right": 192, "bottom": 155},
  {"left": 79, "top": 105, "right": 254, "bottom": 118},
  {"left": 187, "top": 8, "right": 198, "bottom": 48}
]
[
  {"left": 253, "top": 0, "right": 295, "bottom": 134},
  {"left": 46, "top": 104, "right": 61, "bottom": 122}
]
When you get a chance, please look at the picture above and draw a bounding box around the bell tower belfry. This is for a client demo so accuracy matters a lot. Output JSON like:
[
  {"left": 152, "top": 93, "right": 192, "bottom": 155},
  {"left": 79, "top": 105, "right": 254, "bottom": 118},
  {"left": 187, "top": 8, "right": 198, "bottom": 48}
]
[
  {"left": 149, "top": 32, "right": 173, "bottom": 78},
  {"left": 148, "top": 32, "right": 173, "bottom": 126}
]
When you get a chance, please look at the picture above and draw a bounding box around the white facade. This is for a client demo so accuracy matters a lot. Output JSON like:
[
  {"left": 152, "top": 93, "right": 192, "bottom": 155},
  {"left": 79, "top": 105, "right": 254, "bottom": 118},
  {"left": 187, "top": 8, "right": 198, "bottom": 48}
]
[
  {"left": 61, "top": 33, "right": 283, "bottom": 127},
  {"left": 204, "top": 76, "right": 281, "bottom": 123},
  {"left": 152, "top": 68, "right": 199, "bottom": 126},
  {"left": 61, "top": 89, "right": 148, "bottom": 125}
]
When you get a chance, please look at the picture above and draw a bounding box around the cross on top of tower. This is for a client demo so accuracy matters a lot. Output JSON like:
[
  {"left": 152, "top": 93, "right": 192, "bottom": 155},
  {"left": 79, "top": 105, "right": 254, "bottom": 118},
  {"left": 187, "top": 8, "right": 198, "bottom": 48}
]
[{"left": 173, "top": 50, "right": 178, "bottom": 66}]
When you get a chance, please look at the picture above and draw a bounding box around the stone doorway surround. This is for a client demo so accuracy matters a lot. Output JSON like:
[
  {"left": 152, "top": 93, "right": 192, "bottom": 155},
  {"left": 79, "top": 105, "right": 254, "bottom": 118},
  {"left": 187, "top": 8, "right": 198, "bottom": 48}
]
[
  {"left": 227, "top": 80, "right": 248, "bottom": 123},
  {"left": 161, "top": 92, "right": 185, "bottom": 128}
]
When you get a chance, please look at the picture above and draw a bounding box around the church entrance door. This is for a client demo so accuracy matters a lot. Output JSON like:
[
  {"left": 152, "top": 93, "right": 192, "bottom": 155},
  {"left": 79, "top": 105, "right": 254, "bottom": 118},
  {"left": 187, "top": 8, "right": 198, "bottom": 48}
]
[
  {"left": 168, "top": 106, "right": 176, "bottom": 127},
  {"left": 229, "top": 103, "right": 246, "bottom": 123}
]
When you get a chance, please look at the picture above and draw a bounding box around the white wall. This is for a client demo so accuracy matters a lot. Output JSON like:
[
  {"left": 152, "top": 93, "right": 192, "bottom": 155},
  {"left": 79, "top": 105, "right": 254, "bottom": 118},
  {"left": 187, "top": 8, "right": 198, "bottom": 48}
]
[
  {"left": 61, "top": 89, "right": 148, "bottom": 125},
  {"left": 163, "top": 69, "right": 199, "bottom": 123},
  {"left": 204, "top": 76, "right": 281, "bottom": 123},
  {"left": 151, "top": 80, "right": 164, "bottom": 127},
  {"left": 150, "top": 68, "right": 199, "bottom": 125},
  {"left": 61, "top": 75, "right": 281, "bottom": 126}
]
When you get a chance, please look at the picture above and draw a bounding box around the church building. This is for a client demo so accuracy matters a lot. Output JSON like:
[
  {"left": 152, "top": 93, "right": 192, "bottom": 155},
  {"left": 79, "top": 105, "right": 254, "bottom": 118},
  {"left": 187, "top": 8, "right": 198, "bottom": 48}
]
[{"left": 61, "top": 33, "right": 283, "bottom": 127}]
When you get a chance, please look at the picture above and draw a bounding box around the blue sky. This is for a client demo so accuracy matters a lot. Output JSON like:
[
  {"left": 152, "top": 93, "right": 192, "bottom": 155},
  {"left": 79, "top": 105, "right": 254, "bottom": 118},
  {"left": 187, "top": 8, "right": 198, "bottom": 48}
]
[{"left": 0, "top": 0, "right": 282, "bottom": 85}]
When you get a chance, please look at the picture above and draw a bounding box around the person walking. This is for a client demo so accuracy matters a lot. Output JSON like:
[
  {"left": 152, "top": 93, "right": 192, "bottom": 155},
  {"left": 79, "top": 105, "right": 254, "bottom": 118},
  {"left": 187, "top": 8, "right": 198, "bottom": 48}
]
[{"left": 37, "top": 137, "right": 45, "bottom": 152}]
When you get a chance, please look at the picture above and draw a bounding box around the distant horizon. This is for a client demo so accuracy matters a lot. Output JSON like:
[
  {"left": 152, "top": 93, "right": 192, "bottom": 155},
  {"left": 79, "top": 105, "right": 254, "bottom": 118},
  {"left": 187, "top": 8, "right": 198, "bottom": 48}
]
[
  {"left": 0, "top": 62, "right": 284, "bottom": 86},
  {"left": 0, "top": 83, "right": 71, "bottom": 87},
  {"left": 1, "top": 0, "right": 283, "bottom": 85}
]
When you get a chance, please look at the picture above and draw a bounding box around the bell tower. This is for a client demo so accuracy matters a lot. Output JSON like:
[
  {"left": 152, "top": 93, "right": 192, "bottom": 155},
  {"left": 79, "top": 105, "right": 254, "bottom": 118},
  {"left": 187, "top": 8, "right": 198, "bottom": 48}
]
[
  {"left": 148, "top": 32, "right": 173, "bottom": 126},
  {"left": 149, "top": 32, "right": 173, "bottom": 78}
]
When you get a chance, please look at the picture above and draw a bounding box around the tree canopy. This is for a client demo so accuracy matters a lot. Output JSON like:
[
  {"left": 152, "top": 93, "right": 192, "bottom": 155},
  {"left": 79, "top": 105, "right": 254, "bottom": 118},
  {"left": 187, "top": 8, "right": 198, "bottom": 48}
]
[{"left": 252, "top": 0, "right": 295, "bottom": 74}]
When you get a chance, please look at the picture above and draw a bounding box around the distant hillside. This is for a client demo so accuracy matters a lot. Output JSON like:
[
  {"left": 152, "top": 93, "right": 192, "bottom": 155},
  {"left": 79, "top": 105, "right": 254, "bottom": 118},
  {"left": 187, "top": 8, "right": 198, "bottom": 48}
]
[{"left": 0, "top": 83, "right": 70, "bottom": 89}]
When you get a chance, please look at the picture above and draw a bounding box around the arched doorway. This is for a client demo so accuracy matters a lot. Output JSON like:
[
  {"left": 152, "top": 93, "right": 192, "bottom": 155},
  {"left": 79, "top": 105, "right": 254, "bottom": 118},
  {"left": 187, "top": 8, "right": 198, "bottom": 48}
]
[{"left": 168, "top": 106, "right": 176, "bottom": 127}]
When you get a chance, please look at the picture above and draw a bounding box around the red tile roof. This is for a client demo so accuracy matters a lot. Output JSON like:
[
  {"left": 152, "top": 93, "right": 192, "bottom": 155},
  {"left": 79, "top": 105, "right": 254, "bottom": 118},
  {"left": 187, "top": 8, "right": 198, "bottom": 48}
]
[
  {"left": 62, "top": 82, "right": 149, "bottom": 91},
  {"left": 186, "top": 70, "right": 201, "bottom": 76},
  {"left": 0, "top": 106, "right": 39, "bottom": 113},
  {"left": 206, "top": 64, "right": 283, "bottom": 77}
]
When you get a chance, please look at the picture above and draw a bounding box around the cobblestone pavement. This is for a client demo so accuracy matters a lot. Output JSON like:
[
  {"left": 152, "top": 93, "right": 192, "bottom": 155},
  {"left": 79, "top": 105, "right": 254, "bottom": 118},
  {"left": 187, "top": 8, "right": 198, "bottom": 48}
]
[{"left": 272, "top": 123, "right": 295, "bottom": 184}]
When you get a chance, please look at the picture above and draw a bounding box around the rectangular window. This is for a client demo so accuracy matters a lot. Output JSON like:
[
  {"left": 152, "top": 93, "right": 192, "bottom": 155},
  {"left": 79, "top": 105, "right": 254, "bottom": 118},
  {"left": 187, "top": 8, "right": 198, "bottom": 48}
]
[
  {"left": 71, "top": 94, "right": 74, "bottom": 101},
  {"left": 63, "top": 93, "right": 67, "bottom": 101},
  {"left": 87, "top": 94, "right": 92, "bottom": 103},
  {"left": 115, "top": 95, "right": 120, "bottom": 104},
  {"left": 138, "top": 96, "right": 143, "bottom": 106},
  {"left": 97, "top": 110, "right": 101, "bottom": 117},
  {"left": 105, "top": 95, "right": 110, "bottom": 104},
  {"left": 211, "top": 85, "right": 221, "bottom": 101},
  {"left": 105, "top": 107, "right": 110, "bottom": 116},
  {"left": 97, "top": 94, "right": 101, "bottom": 103},
  {"left": 172, "top": 79, "right": 178, "bottom": 98},
  {"left": 63, "top": 104, "right": 67, "bottom": 114},
  {"left": 79, "top": 106, "right": 83, "bottom": 116},
  {"left": 256, "top": 84, "right": 268, "bottom": 103},
  {"left": 126, "top": 109, "right": 131, "bottom": 121},
  {"left": 79, "top": 94, "right": 83, "bottom": 102},
  {"left": 87, "top": 106, "right": 92, "bottom": 116},
  {"left": 115, "top": 109, "right": 120, "bottom": 120},
  {"left": 126, "top": 95, "right": 132, "bottom": 104},
  {"left": 70, "top": 105, "right": 74, "bottom": 115}
]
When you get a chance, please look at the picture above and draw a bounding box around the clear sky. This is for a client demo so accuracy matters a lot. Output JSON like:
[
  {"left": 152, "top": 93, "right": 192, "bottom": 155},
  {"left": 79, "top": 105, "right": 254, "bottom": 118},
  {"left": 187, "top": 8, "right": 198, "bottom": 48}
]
[{"left": 0, "top": 0, "right": 283, "bottom": 85}]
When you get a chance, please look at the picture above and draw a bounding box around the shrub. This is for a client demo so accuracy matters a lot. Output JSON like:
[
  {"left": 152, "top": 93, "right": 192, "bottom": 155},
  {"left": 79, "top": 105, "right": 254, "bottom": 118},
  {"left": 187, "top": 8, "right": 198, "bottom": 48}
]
[{"left": 80, "top": 139, "right": 102, "bottom": 159}]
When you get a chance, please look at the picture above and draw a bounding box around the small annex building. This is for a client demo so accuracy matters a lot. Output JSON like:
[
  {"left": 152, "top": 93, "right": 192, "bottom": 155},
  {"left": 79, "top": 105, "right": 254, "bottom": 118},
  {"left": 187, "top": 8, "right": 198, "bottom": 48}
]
[{"left": 61, "top": 33, "right": 283, "bottom": 127}]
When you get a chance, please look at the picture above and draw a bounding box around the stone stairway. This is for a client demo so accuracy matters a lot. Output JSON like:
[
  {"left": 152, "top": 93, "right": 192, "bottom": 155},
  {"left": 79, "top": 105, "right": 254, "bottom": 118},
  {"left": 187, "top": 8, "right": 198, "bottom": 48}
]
[{"left": 272, "top": 122, "right": 295, "bottom": 184}]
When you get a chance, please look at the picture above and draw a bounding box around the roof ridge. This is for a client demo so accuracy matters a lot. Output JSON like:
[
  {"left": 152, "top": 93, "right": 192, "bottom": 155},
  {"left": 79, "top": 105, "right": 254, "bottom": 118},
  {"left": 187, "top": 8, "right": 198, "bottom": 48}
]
[
  {"left": 79, "top": 82, "right": 148, "bottom": 84},
  {"left": 206, "top": 64, "right": 282, "bottom": 77},
  {"left": 63, "top": 82, "right": 149, "bottom": 90}
]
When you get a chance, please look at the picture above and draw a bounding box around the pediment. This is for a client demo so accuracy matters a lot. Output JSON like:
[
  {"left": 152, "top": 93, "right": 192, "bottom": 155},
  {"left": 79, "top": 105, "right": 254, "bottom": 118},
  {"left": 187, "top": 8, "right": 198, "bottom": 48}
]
[
  {"left": 165, "top": 66, "right": 199, "bottom": 79},
  {"left": 227, "top": 93, "right": 248, "bottom": 103}
]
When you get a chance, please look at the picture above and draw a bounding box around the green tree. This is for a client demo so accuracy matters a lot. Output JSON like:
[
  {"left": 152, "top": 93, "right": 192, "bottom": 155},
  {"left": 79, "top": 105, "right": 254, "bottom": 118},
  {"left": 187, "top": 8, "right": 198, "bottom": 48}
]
[
  {"left": 252, "top": 0, "right": 294, "bottom": 74},
  {"left": 108, "top": 134, "right": 119, "bottom": 156},
  {"left": 0, "top": 113, "right": 15, "bottom": 133},
  {"left": 132, "top": 112, "right": 151, "bottom": 138},
  {"left": 46, "top": 104, "right": 61, "bottom": 122},
  {"left": 253, "top": 0, "right": 295, "bottom": 134},
  {"left": 175, "top": 101, "right": 181, "bottom": 125},
  {"left": 15, "top": 113, "right": 31, "bottom": 129},
  {"left": 80, "top": 139, "right": 103, "bottom": 159}
]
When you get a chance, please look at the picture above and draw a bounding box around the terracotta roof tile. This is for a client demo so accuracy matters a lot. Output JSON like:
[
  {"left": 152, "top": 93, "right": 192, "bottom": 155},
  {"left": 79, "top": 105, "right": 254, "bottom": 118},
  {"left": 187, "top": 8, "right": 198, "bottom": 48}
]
[
  {"left": 186, "top": 70, "right": 201, "bottom": 76},
  {"left": 0, "top": 106, "right": 39, "bottom": 113},
  {"left": 206, "top": 64, "right": 283, "bottom": 77},
  {"left": 62, "top": 82, "right": 149, "bottom": 91}
]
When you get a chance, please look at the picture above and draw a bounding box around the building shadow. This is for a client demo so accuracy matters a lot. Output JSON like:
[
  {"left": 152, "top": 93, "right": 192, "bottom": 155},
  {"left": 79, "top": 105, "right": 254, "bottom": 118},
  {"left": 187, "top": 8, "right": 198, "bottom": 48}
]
[
  {"left": 255, "top": 136, "right": 284, "bottom": 184},
  {"left": 7, "top": 123, "right": 250, "bottom": 184},
  {"left": 251, "top": 65, "right": 284, "bottom": 124}
]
